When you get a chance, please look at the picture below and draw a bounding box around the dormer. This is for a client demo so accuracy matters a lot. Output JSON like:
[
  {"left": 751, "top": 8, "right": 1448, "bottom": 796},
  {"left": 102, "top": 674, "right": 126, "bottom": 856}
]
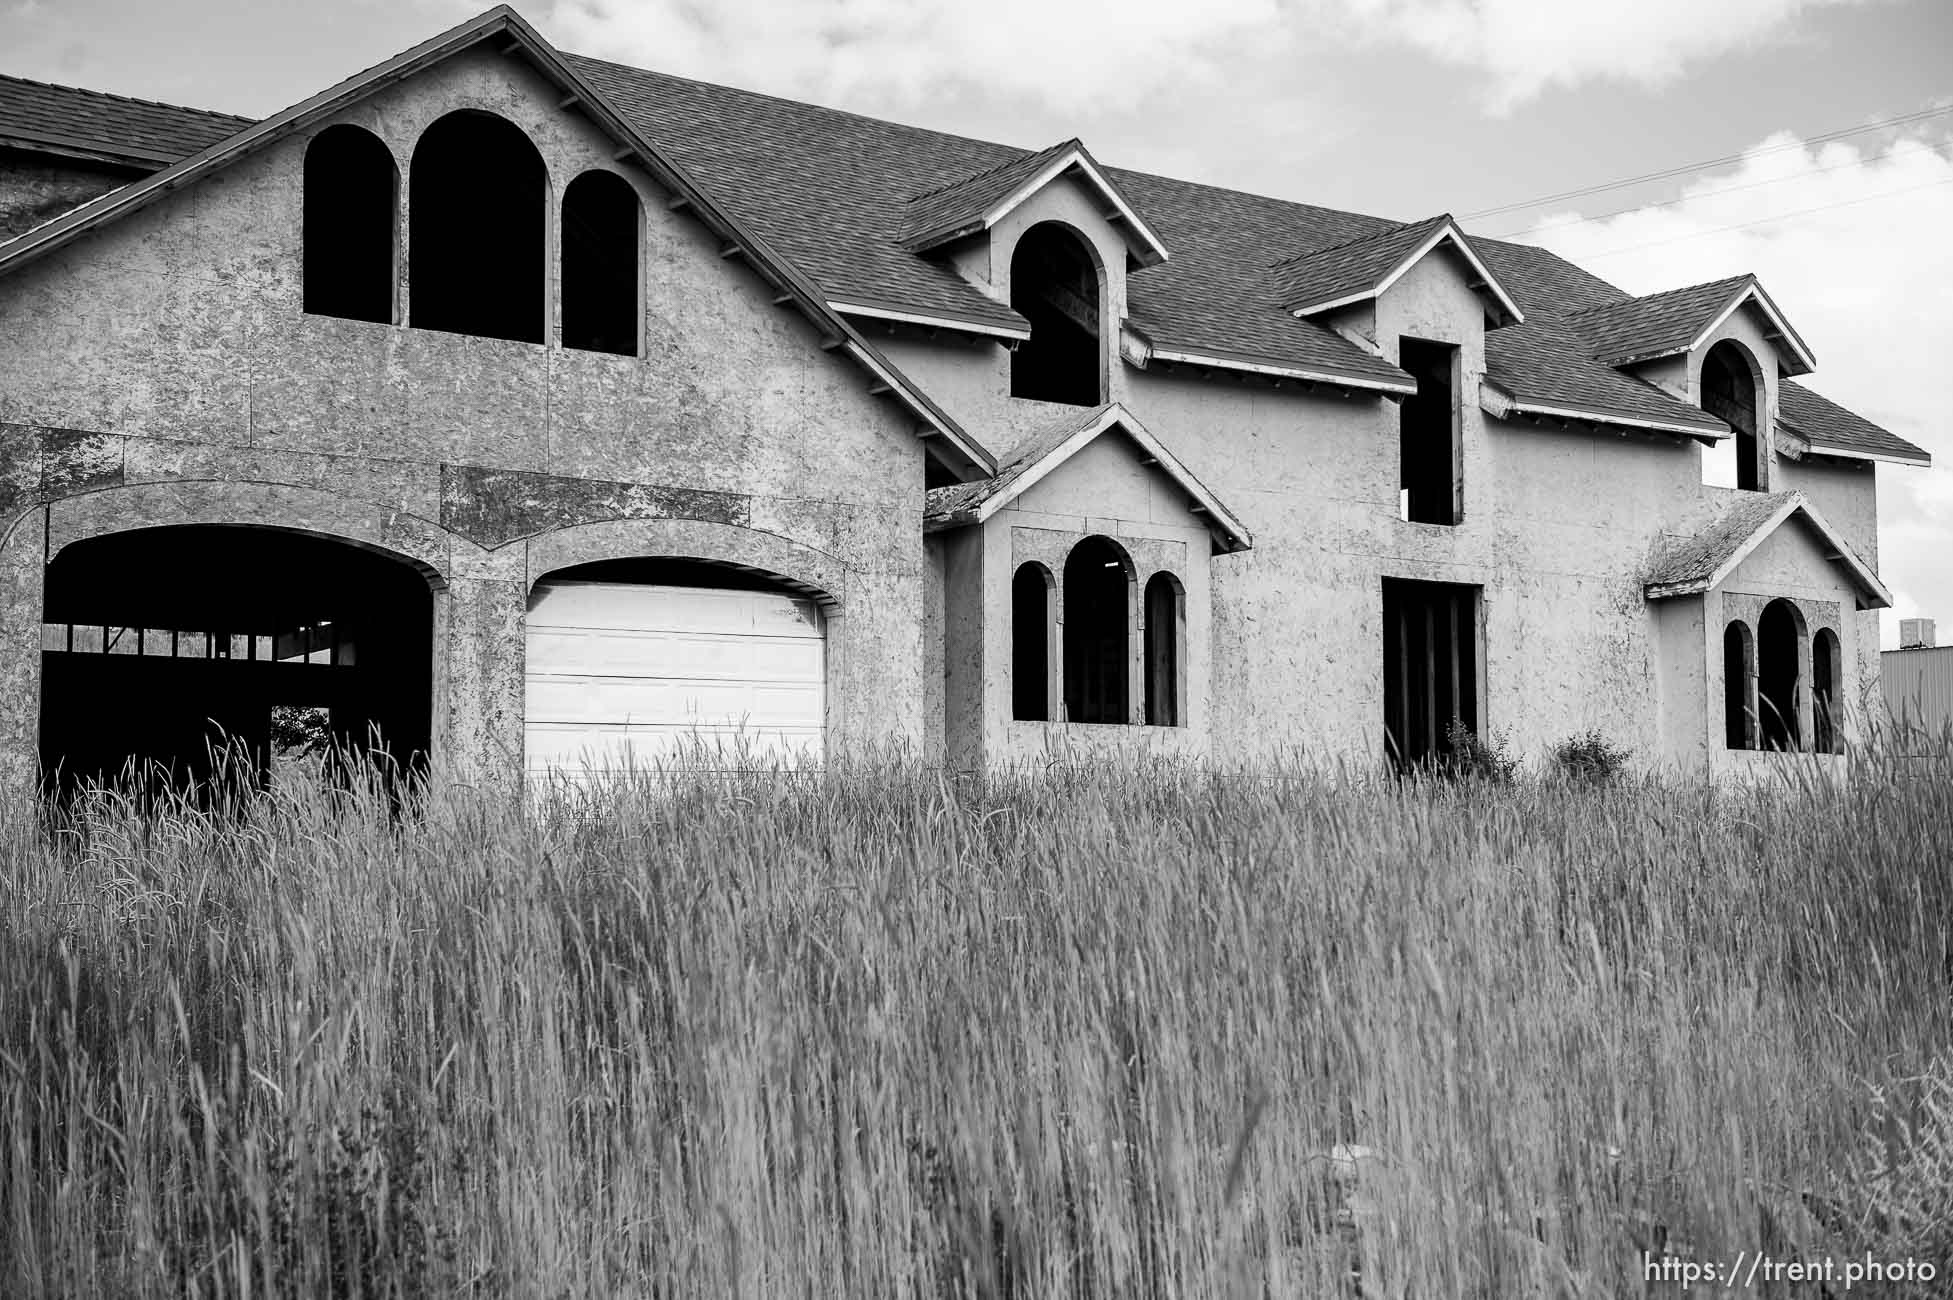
[
  {"left": 1272, "top": 214, "right": 1524, "bottom": 354},
  {"left": 900, "top": 140, "right": 1168, "bottom": 408},
  {"left": 1564, "top": 276, "right": 1816, "bottom": 492}
]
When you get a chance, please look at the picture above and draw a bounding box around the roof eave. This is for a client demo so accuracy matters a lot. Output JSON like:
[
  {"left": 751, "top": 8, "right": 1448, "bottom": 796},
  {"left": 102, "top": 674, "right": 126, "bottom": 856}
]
[
  {"left": 1494, "top": 397, "right": 1728, "bottom": 442},
  {"left": 1141, "top": 341, "right": 1415, "bottom": 396}
]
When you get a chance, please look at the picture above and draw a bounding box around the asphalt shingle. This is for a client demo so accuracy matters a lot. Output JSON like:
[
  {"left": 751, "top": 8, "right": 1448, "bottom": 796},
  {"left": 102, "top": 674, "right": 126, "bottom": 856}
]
[
  {"left": 1563, "top": 276, "right": 1753, "bottom": 365},
  {"left": 0, "top": 73, "right": 251, "bottom": 167},
  {"left": 1779, "top": 381, "right": 1930, "bottom": 464}
]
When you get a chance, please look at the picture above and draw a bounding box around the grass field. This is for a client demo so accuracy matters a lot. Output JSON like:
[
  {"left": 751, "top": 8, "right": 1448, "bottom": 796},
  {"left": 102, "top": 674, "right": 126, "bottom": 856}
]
[{"left": 3, "top": 742, "right": 1951, "bottom": 1298}]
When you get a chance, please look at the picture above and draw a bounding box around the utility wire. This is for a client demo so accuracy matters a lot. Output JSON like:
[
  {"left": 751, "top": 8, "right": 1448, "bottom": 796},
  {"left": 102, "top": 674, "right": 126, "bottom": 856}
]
[
  {"left": 1460, "top": 101, "right": 1953, "bottom": 221},
  {"left": 1568, "top": 175, "right": 1953, "bottom": 260},
  {"left": 1488, "top": 146, "right": 1941, "bottom": 240}
]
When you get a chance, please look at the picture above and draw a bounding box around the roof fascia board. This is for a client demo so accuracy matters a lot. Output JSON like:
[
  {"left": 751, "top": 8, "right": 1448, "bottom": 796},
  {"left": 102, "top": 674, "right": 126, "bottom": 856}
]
[
  {"left": 1795, "top": 441, "right": 1932, "bottom": 468},
  {"left": 971, "top": 405, "right": 1252, "bottom": 551},
  {"left": 1499, "top": 398, "right": 1728, "bottom": 440},
  {"left": 1689, "top": 278, "right": 1817, "bottom": 375},
  {"left": 829, "top": 299, "right": 1031, "bottom": 341},
  {"left": 1145, "top": 344, "right": 1415, "bottom": 395}
]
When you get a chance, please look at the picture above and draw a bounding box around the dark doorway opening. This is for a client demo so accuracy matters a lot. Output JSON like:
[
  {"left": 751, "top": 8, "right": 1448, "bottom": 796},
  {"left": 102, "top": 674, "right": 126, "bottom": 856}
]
[
  {"left": 1813, "top": 626, "right": 1841, "bottom": 753},
  {"left": 1724, "top": 620, "right": 1754, "bottom": 750},
  {"left": 1702, "top": 341, "right": 1764, "bottom": 492},
  {"left": 1012, "top": 561, "right": 1053, "bottom": 722},
  {"left": 1010, "top": 223, "right": 1102, "bottom": 406},
  {"left": 561, "top": 169, "right": 640, "bottom": 356},
  {"left": 303, "top": 124, "right": 397, "bottom": 325},
  {"left": 1062, "top": 536, "right": 1131, "bottom": 724},
  {"left": 1398, "top": 338, "right": 1461, "bottom": 525},
  {"left": 1143, "top": 572, "right": 1182, "bottom": 727},
  {"left": 39, "top": 526, "right": 434, "bottom": 794},
  {"left": 1382, "top": 578, "right": 1479, "bottom": 770},
  {"left": 1757, "top": 597, "right": 1803, "bottom": 750},
  {"left": 409, "top": 110, "right": 546, "bottom": 344}
]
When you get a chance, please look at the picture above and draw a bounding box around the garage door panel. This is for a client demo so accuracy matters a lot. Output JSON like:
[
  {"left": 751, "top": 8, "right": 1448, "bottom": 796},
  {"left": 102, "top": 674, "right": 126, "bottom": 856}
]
[{"left": 525, "top": 580, "right": 826, "bottom": 776}]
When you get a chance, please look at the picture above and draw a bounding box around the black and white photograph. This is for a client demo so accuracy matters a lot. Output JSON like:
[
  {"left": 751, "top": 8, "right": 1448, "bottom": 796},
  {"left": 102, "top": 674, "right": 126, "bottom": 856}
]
[{"left": 0, "top": 0, "right": 1949, "bottom": 1293}]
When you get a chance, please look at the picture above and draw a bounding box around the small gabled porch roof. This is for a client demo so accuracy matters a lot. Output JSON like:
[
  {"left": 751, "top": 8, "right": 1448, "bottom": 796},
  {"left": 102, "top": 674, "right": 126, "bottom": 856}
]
[
  {"left": 923, "top": 401, "right": 1251, "bottom": 554},
  {"left": 1644, "top": 491, "right": 1891, "bottom": 609},
  {"left": 1271, "top": 214, "right": 1525, "bottom": 326}
]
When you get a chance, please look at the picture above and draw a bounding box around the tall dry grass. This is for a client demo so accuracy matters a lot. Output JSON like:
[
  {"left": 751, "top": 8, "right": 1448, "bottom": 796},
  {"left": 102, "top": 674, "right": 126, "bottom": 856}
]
[{"left": 3, "top": 739, "right": 1951, "bottom": 1298}]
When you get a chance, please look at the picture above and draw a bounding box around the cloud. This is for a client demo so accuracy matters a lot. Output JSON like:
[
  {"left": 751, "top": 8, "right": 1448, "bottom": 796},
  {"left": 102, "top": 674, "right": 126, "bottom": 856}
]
[
  {"left": 478, "top": 0, "right": 1877, "bottom": 118},
  {"left": 1327, "top": 0, "right": 1885, "bottom": 112},
  {"left": 1511, "top": 127, "right": 1953, "bottom": 646}
]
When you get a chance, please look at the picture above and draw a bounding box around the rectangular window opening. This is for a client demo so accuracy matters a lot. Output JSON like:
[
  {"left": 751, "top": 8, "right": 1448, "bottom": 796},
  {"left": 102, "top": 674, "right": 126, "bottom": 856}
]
[
  {"left": 1398, "top": 338, "right": 1461, "bottom": 526},
  {"left": 1381, "top": 578, "right": 1479, "bottom": 770}
]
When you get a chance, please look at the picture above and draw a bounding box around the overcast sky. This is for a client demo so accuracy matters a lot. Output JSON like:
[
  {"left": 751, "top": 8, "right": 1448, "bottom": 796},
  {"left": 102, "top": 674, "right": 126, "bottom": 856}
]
[{"left": 5, "top": 0, "right": 1949, "bottom": 645}]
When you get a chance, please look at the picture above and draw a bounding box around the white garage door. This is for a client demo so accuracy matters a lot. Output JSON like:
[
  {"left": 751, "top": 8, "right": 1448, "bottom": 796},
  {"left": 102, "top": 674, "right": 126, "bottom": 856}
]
[{"left": 524, "top": 580, "right": 825, "bottom": 777}]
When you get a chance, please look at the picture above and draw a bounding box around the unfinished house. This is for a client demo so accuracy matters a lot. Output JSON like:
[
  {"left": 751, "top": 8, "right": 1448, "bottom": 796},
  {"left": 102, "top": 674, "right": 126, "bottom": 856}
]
[{"left": 0, "top": 6, "right": 1931, "bottom": 792}]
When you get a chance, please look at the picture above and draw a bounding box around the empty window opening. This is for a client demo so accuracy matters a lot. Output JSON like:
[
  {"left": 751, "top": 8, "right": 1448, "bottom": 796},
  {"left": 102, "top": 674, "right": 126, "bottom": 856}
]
[
  {"left": 1723, "top": 619, "right": 1756, "bottom": 750},
  {"left": 1011, "top": 562, "right": 1055, "bottom": 722},
  {"left": 1062, "top": 536, "right": 1132, "bottom": 724},
  {"left": 409, "top": 111, "right": 546, "bottom": 344},
  {"left": 1701, "top": 341, "right": 1765, "bottom": 491},
  {"left": 561, "top": 170, "right": 640, "bottom": 356},
  {"left": 39, "top": 526, "right": 433, "bottom": 795},
  {"left": 1381, "top": 578, "right": 1479, "bottom": 770},
  {"left": 1143, "top": 571, "right": 1184, "bottom": 727},
  {"left": 1010, "top": 223, "right": 1103, "bottom": 406},
  {"left": 304, "top": 124, "right": 397, "bottom": 324},
  {"left": 1756, "top": 598, "right": 1804, "bottom": 751},
  {"left": 1813, "top": 626, "right": 1842, "bottom": 754},
  {"left": 1397, "top": 338, "right": 1461, "bottom": 525}
]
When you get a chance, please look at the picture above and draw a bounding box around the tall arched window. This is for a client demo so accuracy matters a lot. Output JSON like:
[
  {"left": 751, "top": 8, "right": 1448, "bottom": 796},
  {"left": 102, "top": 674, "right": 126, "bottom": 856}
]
[
  {"left": 409, "top": 111, "right": 546, "bottom": 344},
  {"left": 1010, "top": 222, "right": 1103, "bottom": 406},
  {"left": 1063, "top": 536, "right": 1131, "bottom": 724},
  {"left": 1813, "top": 626, "right": 1842, "bottom": 754},
  {"left": 1757, "top": 598, "right": 1805, "bottom": 751},
  {"left": 1701, "top": 341, "right": 1765, "bottom": 491},
  {"left": 1012, "top": 562, "right": 1055, "bottom": 722},
  {"left": 1143, "top": 572, "right": 1183, "bottom": 727},
  {"left": 303, "top": 124, "right": 396, "bottom": 324},
  {"left": 1723, "top": 619, "right": 1754, "bottom": 750},
  {"left": 561, "top": 170, "right": 641, "bottom": 356}
]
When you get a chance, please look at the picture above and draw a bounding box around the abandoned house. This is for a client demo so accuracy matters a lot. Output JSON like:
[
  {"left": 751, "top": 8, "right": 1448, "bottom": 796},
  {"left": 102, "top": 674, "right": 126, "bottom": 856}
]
[{"left": 0, "top": 5, "right": 1932, "bottom": 793}]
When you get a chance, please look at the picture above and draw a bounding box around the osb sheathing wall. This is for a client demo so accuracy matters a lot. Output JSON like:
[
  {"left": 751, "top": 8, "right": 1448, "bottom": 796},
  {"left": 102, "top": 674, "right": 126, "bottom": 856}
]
[{"left": 0, "top": 46, "right": 933, "bottom": 792}]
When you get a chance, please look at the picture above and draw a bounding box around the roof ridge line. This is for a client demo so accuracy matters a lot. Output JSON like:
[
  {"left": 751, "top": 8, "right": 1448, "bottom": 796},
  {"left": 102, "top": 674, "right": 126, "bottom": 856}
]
[
  {"left": 1565, "top": 271, "right": 1756, "bottom": 318},
  {"left": 0, "top": 70, "right": 255, "bottom": 124},
  {"left": 1267, "top": 211, "right": 1450, "bottom": 271}
]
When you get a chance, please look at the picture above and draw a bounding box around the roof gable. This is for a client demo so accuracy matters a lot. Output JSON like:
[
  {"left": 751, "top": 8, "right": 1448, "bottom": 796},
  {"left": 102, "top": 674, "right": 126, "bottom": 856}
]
[
  {"left": 1644, "top": 491, "right": 1890, "bottom": 609},
  {"left": 901, "top": 138, "right": 1169, "bottom": 269},
  {"left": 924, "top": 402, "right": 1251, "bottom": 554},
  {"left": 0, "top": 5, "right": 994, "bottom": 481},
  {"left": 1481, "top": 320, "right": 1730, "bottom": 438},
  {"left": 1272, "top": 215, "right": 1524, "bottom": 326},
  {"left": 1565, "top": 274, "right": 1816, "bottom": 375}
]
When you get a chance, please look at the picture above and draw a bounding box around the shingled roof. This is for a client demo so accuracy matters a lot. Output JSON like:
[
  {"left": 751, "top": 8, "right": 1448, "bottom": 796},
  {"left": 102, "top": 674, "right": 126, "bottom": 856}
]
[
  {"left": 0, "top": 73, "right": 251, "bottom": 168},
  {"left": 1778, "top": 381, "right": 1932, "bottom": 466},
  {"left": 0, "top": 13, "right": 1928, "bottom": 466},
  {"left": 900, "top": 137, "right": 1168, "bottom": 268},
  {"left": 1270, "top": 213, "right": 1522, "bottom": 324}
]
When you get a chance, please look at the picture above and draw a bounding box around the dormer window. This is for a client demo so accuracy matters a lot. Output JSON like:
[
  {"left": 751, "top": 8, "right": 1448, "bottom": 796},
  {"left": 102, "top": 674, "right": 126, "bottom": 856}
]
[
  {"left": 1701, "top": 340, "right": 1766, "bottom": 491},
  {"left": 1010, "top": 222, "right": 1103, "bottom": 406}
]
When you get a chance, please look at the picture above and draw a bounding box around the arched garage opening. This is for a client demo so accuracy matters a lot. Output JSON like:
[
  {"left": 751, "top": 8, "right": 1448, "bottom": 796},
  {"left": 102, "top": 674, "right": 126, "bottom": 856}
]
[
  {"left": 39, "top": 526, "right": 434, "bottom": 792},
  {"left": 524, "top": 558, "right": 828, "bottom": 777}
]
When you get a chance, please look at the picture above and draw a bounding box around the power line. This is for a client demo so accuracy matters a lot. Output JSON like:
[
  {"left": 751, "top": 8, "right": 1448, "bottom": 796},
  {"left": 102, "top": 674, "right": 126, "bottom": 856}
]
[
  {"left": 1569, "top": 175, "right": 1953, "bottom": 261},
  {"left": 1488, "top": 148, "right": 1928, "bottom": 240},
  {"left": 1460, "top": 101, "right": 1953, "bottom": 221}
]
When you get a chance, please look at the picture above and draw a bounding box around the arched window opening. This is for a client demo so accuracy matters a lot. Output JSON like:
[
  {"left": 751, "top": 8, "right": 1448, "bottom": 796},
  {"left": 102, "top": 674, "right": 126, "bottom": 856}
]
[
  {"left": 1701, "top": 341, "right": 1764, "bottom": 491},
  {"left": 1723, "top": 619, "right": 1754, "bottom": 750},
  {"left": 303, "top": 124, "right": 397, "bottom": 324},
  {"left": 1010, "top": 223, "right": 1103, "bottom": 406},
  {"left": 1144, "top": 572, "right": 1183, "bottom": 727},
  {"left": 561, "top": 170, "right": 640, "bottom": 356},
  {"left": 39, "top": 526, "right": 434, "bottom": 796},
  {"left": 1062, "top": 536, "right": 1131, "bottom": 724},
  {"left": 409, "top": 111, "right": 546, "bottom": 344},
  {"left": 1813, "top": 626, "right": 1842, "bottom": 754},
  {"left": 1757, "top": 598, "right": 1804, "bottom": 751},
  {"left": 1011, "top": 562, "right": 1055, "bottom": 722}
]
